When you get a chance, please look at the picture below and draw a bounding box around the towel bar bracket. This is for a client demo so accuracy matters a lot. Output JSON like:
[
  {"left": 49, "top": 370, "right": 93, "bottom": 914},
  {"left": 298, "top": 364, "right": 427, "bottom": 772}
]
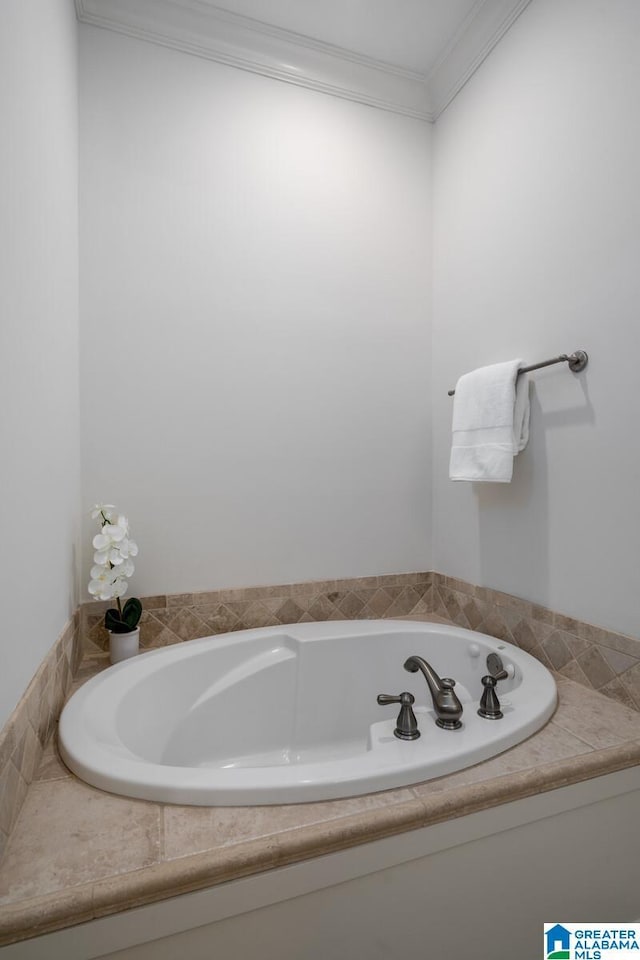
[{"left": 567, "top": 350, "right": 588, "bottom": 373}]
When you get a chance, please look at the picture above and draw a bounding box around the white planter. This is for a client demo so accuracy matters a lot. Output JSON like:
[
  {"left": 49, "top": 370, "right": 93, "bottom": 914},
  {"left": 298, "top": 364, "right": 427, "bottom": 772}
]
[{"left": 108, "top": 627, "right": 140, "bottom": 665}]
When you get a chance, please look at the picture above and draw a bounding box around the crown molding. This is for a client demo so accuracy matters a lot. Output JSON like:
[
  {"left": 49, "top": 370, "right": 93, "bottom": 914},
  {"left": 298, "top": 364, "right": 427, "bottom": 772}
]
[
  {"left": 428, "top": 0, "right": 534, "bottom": 118},
  {"left": 75, "top": 0, "right": 532, "bottom": 123}
]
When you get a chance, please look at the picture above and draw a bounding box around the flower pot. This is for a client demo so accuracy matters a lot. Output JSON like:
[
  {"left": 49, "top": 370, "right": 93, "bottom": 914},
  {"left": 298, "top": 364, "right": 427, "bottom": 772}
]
[{"left": 108, "top": 627, "right": 140, "bottom": 665}]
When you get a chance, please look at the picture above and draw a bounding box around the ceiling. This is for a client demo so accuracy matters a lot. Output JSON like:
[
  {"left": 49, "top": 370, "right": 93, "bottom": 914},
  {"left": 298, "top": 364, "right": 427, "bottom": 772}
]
[
  {"left": 75, "top": 0, "right": 533, "bottom": 121},
  {"left": 205, "top": 0, "right": 482, "bottom": 75}
]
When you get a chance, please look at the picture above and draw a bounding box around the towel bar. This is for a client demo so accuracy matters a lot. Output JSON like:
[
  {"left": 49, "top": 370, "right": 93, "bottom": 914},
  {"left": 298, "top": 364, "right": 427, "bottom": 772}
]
[{"left": 447, "top": 350, "right": 588, "bottom": 396}]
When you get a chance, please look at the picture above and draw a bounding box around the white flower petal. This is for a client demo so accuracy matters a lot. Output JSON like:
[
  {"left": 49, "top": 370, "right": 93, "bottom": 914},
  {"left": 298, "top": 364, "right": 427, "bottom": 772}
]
[
  {"left": 93, "top": 549, "right": 110, "bottom": 565},
  {"left": 103, "top": 523, "right": 126, "bottom": 542},
  {"left": 93, "top": 533, "right": 110, "bottom": 550},
  {"left": 89, "top": 579, "right": 114, "bottom": 600},
  {"left": 91, "top": 503, "right": 115, "bottom": 520}
]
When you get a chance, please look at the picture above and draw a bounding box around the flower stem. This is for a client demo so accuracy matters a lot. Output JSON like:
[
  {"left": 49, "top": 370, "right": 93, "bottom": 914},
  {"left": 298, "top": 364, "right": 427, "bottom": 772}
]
[{"left": 116, "top": 596, "right": 122, "bottom": 616}]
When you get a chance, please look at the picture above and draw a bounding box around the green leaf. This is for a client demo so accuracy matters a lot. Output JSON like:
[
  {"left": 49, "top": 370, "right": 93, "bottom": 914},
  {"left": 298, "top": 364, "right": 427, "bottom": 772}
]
[
  {"left": 122, "top": 597, "right": 142, "bottom": 629},
  {"left": 105, "top": 608, "right": 127, "bottom": 633}
]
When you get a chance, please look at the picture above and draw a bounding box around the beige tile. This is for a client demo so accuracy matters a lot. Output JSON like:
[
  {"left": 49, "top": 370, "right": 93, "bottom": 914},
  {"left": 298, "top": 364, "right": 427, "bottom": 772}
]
[
  {"left": 412, "top": 721, "right": 592, "bottom": 798},
  {"left": 336, "top": 592, "right": 366, "bottom": 618},
  {"left": 599, "top": 677, "right": 640, "bottom": 713},
  {"left": 408, "top": 596, "right": 431, "bottom": 616},
  {"left": 346, "top": 576, "right": 379, "bottom": 591},
  {"left": 91, "top": 835, "right": 283, "bottom": 920},
  {"left": 196, "top": 603, "right": 242, "bottom": 634},
  {"left": 71, "top": 655, "right": 110, "bottom": 686},
  {"left": 168, "top": 593, "right": 195, "bottom": 607},
  {"left": 460, "top": 599, "right": 481, "bottom": 629},
  {"left": 558, "top": 659, "right": 591, "bottom": 687},
  {"left": 576, "top": 646, "right": 616, "bottom": 689},
  {"left": 0, "top": 883, "right": 95, "bottom": 945},
  {"left": 582, "top": 624, "right": 640, "bottom": 660},
  {"left": 0, "top": 762, "right": 27, "bottom": 836},
  {"left": 33, "top": 733, "right": 71, "bottom": 783},
  {"left": 15, "top": 723, "right": 41, "bottom": 785},
  {"left": 267, "top": 797, "right": 428, "bottom": 861},
  {"left": 543, "top": 631, "right": 573, "bottom": 671},
  {"left": 163, "top": 788, "right": 414, "bottom": 861},
  {"left": 553, "top": 677, "right": 640, "bottom": 748},
  {"left": 0, "top": 779, "right": 161, "bottom": 904},
  {"left": 275, "top": 598, "right": 307, "bottom": 623},
  {"left": 553, "top": 611, "right": 583, "bottom": 635},
  {"left": 365, "top": 589, "right": 393, "bottom": 617},
  {"left": 529, "top": 602, "right": 554, "bottom": 625},
  {"left": 565, "top": 634, "right": 591, "bottom": 659},
  {"left": 621, "top": 663, "right": 640, "bottom": 710},
  {"left": 414, "top": 571, "right": 432, "bottom": 583},
  {"left": 599, "top": 646, "right": 639, "bottom": 676},
  {"left": 442, "top": 576, "right": 473, "bottom": 596},
  {"left": 138, "top": 610, "right": 171, "bottom": 648},
  {"left": 140, "top": 595, "right": 167, "bottom": 609},
  {"left": 509, "top": 619, "right": 538, "bottom": 653},
  {"left": 242, "top": 601, "right": 280, "bottom": 629},
  {"left": 306, "top": 596, "right": 336, "bottom": 620},
  {"left": 0, "top": 730, "right": 16, "bottom": 786},
  {"left": 478, "top": 611, "right": 512, "bottom": 642},
  {"left": 166, "top": 608, "right": 210, "bottom": 641}
]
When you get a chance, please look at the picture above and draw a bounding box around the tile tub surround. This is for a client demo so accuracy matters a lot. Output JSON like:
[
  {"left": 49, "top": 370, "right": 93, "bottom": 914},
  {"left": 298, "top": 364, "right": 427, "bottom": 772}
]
[
  {"left": 2, "top": 650, "right": 640, "bottom": 947},
  {"left": 0, "top": 613, "right": 81, "bottom": 866},
  {"left": 81, "top": 571, "right": 640, "bottom": 711},
  {"left": 81, "top": 572, "right": 434, "bottom": 656},
  {"left": 429, "top": 574, "right": 640, "bottom": 712},
  {"left": 2, "top": 567, "right": 640, "bottom": 872}
]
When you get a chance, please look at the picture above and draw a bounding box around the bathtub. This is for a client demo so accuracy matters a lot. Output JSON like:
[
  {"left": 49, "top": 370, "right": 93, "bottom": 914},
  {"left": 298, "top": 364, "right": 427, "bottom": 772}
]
[{"left": 59, "top": 620, "right": 557, "bottom": 805}]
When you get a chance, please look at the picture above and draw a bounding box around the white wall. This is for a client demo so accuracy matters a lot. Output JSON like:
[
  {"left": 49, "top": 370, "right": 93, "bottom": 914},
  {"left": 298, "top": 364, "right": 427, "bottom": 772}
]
[
  {"left": 432, "top": 0, "right": 640, "bottom": 636},
  {"left": 79, "top": 28, "right": 433, "bottom": 596},
  {"left": 0, "top": 0, "right": 80, "bottom": 727}
]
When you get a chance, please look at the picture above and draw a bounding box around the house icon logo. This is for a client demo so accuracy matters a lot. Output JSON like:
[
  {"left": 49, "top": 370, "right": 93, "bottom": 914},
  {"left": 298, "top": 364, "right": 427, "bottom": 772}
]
[{"left": 545, "top": 924, "right": 571, "bottom": 959}]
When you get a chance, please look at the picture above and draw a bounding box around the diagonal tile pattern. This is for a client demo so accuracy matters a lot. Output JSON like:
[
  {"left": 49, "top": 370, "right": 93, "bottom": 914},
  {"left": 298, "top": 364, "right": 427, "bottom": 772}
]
[
  {"left": 81, "top": 570, "right": 640, "bottom": 714},
  {"left": 3, "top": 567, "right": 640, "bottom": 873},
  {"left": 0, "top": 614, "right": 81, "bottom": 863},
  {"left": 82, "top": 573, "right": 434, "bottom": 656},
  {"left": 429, "top": 574, "right": 640, "bottom": 712}
]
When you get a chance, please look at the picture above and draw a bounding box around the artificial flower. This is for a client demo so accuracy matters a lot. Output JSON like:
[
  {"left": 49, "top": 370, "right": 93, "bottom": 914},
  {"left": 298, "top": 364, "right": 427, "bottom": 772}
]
[
  {"left": 91, "top": 503, "right": 115, "bottom": 521},
  {"left": 88, "top": 503, "right": 142, "bottom": 634}
]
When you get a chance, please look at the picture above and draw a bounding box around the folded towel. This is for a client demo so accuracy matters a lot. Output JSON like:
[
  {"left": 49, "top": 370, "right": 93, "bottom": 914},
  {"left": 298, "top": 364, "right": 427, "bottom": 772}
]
[{"left": 449, "top": 359, "right": 530, "bottom": 482}]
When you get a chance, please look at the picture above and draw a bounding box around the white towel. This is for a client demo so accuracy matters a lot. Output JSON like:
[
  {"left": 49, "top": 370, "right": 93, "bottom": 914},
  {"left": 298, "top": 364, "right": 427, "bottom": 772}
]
[{"left": 449, "top": 359, "right": 530, "bottom": 482}]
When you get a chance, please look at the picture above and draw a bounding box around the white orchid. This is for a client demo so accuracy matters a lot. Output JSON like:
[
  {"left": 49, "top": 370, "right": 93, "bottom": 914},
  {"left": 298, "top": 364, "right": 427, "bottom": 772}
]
[
  {"left": 92, "top": 517, "right": 129, "bottom": 564},
  {"left": 115, "top": 537, "right": 138, "bottom": 561},
  {"left": 116, "top": 558, "right": 135, "bottom": 579},
  {"left": 91, "top": 503, "right": 115, "bottom": 521},
  {"left": 88, "top": 565, "right": 118, "bottom": 601},
  {"left": 88, "top": 504, "right": 141, "bottom": 632}
]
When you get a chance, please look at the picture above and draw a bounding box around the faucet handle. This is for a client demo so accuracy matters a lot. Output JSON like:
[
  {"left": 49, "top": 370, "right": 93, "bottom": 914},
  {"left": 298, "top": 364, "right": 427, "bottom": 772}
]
[
  {"left": 478, "top": 672, "right": 507, "bottom": 719},
  {"left": 377, "top": 693, "right": 407, "bottom": 706},
  {"left": 377, "top": 692, "right": 420, "bottom": 741}
]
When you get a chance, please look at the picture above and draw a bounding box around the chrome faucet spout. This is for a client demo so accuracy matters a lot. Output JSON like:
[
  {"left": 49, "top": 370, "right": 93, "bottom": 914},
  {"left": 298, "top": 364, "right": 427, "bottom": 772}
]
[{"left": 404, "top": 655, "right": 463, "bottom": 730}]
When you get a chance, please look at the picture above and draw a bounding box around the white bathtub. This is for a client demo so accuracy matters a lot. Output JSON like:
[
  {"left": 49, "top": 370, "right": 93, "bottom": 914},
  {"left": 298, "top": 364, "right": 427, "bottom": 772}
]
[{"left": 59, "top": 620, "right": 557, "bottom": 805}]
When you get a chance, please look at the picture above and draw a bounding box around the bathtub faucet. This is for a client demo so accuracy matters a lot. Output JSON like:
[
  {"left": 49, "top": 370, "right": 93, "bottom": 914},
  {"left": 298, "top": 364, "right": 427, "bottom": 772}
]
[{"left": 404, "top": 656, "right": 463, "bottom": 730}]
